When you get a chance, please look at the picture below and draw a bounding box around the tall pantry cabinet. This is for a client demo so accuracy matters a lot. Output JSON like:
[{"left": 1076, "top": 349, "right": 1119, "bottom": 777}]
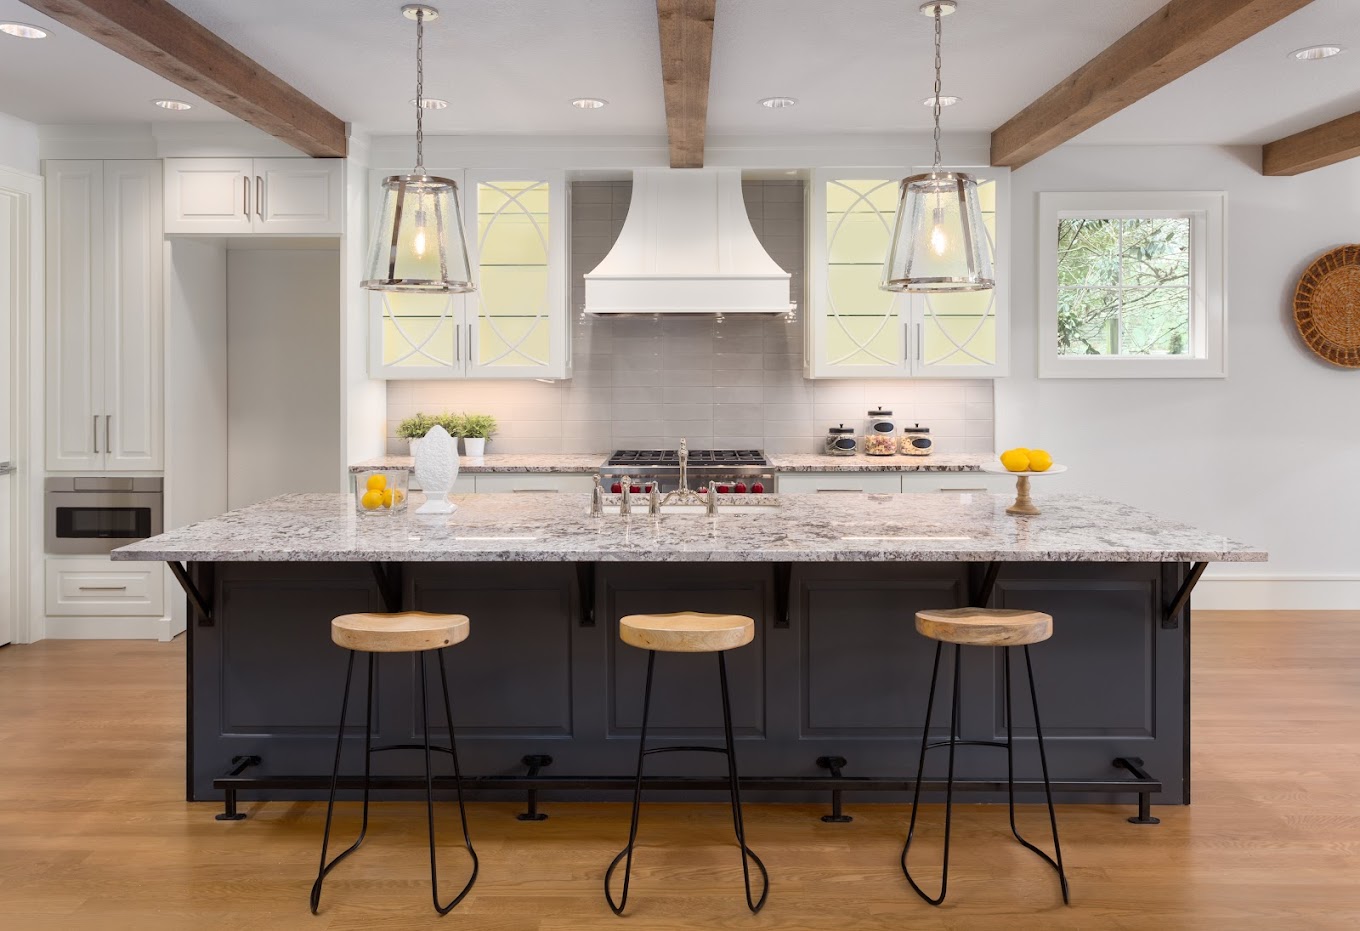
[{"left": 45, "top": 160, "right": 164, "bottom": 471}]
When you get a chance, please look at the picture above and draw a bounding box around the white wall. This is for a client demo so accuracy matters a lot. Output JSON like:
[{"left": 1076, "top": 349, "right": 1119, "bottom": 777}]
[
  {"left": 226, "top": 246, "right": 342, "bottom": 509},
  {"left": 0, "top": 113, "right": 39, "bottom": 174},
  {"left": 998, "top": 145, "right": 1360, "bottom": 606}
]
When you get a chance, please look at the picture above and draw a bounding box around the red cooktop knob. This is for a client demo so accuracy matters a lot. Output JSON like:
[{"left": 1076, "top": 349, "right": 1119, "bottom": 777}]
[
  {"left": 716, "top": 483, "right": 730, "bottom": 494},
  {"left": 751, "top": 482, "right": 765, "bottom": 494},
  {"left": 630, "top": 485, "right": 642, "bottom": 494},
  {"left": 734, "top": 482, "right": 748, "bottom": 494},
  {"left": 610, "top": 483, "right": 622, "bottom": 494}
]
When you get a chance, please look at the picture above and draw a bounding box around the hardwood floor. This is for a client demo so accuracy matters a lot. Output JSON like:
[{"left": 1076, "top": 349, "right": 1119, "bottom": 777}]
[{"left": 1, "top": 611, "right": 1358, "bottom": 929}]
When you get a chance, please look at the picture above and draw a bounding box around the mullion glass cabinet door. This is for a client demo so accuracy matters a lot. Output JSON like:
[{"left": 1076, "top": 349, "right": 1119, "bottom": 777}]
[
  {"left": 806, "top": 171, "right": 910, "bottom": 378},
  {"left": 913, "top": 168, "right": 1009, "bottom": 377},
  {"left": 465, "top": 171, "right": 570, "bottom": 380},
  {"left": 370, "top": 290, "right": 465, "bottom": 378}
]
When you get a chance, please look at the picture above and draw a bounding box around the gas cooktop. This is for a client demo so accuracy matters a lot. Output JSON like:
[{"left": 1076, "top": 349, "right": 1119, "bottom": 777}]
[{"left": 605, "top": 449, "right": 769, "bottom": 468}]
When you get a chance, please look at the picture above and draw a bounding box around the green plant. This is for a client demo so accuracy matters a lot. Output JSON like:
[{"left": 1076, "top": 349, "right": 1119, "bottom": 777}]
[
  {"left": 396, "top": 412, "right": 440, "bottom": 439},
  {"left": 435, "top": 412, "right": 463, "bottom": 436},
  {"left": 459, "top": 412, "right": 498, "bottom": 440}
]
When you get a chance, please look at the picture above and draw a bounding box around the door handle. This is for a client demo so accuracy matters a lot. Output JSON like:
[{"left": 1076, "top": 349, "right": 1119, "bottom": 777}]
[
  {"left": 105, "top": 415, "right": 112, "bottom": 454},
  {"left": 243, "top": 175, "right": 249, "bottom": 217},
  {"left": 93, "top": 415, "right": 100, "bottom": 454},
  {"left": 256, "top": 176, "right": 264, "bottom": 220},
  {"left": 78, "top": 585, "right": 128, "bottom": 592},
  {"left": 916, "top": 322, "right": 923, "bottom": 363},
  {"left": 0, "top": 461, "right": 14, "bottom": 476},
  {"left": 454, "top": 323, "right": 460, "bottom": 362}
]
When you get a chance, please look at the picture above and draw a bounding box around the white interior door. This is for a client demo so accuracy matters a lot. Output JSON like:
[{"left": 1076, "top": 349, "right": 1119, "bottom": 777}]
[{"left": 0, "top": 168, "right": 37, "bottom": 646}]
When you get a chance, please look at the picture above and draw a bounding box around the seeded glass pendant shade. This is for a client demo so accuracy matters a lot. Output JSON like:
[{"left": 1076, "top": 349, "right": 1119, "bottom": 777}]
[
  {"left": 361, "top": 5, "right": 474, "bottom": 294},
  {"left": 881, "top": 171, "right": 993, "bottom": 292},
  {"left": 881, "top": 1, "right": 993, "bottom": 294}
]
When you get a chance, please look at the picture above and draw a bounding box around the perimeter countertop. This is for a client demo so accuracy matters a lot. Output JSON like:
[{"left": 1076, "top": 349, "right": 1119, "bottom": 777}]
[
  {"left": 113, "top": 492, "right": 1265, "bottom": 564},
  {"left": 350, "top": 452, "right": 996, "bottom": 474}
]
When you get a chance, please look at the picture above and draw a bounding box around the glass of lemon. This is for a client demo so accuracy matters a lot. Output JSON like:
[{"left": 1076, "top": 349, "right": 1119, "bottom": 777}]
[{"left": 354, "top": 469, "right": 410, "bottom": 516}]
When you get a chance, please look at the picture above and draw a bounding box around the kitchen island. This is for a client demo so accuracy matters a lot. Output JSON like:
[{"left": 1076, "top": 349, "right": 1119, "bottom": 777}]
[{"left": 113, "top": 491, "right": 1263, "bottom": 821}]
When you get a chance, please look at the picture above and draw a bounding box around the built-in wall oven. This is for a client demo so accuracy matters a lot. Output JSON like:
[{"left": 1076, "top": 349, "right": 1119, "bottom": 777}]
[{"left": 45, "top": 477, "right": 163, "bottom": 555}]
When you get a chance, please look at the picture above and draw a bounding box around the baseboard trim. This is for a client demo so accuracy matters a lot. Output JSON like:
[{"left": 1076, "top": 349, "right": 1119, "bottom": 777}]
[
  {"left": 1195, "top": 575, "right": 1360, "bottom": 611},
  {"left": 44, "top": 615, "right": 176, "bottom": 641}
]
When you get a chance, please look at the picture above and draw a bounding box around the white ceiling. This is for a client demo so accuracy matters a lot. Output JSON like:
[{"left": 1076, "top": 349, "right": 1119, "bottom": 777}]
[
  {"left": 0, "top": 0, "right": 231, "bottom": 123},
  {"left": 1076, "top": 0, "right": 1360, "bottom": 145},
  {"left": 0, "top": 0, "right": 1357, "bottom": 156}
]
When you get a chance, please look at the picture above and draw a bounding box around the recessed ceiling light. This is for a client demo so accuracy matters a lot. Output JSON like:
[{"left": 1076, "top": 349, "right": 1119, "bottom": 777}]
[
  {"left": 571, "top": 97, "right": 608, "bottom": 109},
  {"left": 410, "top": 97, "right": 448, "bottom": 109},
  {"left": 922, "top": 95, "right": 960, "bottom": 107},
  {"left": 1290, "top": 45, "right": 1343, "bottom": 61},
  {"left": 0, "top": 22, "right": 48, "bottom": 38},
  {"left": 759, "top": 96, "right": 797, "bottom": 109},
  {"left": 153, "top": 99, "right": 192, "bottom": 111}
]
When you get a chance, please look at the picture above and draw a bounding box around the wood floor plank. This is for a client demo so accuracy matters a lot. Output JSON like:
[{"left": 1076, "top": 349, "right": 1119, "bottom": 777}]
[{"left": 1, "top": 611, "right": 1358, "bottom": 928}]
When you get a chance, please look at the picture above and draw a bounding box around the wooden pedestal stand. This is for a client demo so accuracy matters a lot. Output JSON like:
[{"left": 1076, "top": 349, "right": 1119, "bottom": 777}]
[{"left": 981, "top": 464, "right": 1068, "bottom": 516}]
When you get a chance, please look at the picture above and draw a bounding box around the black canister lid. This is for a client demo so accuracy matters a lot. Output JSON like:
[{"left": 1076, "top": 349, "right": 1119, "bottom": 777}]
[
  {"left": 902, "top": 422, "right": 930, "bottom": 433},
  {"left": 868, "top": 408, "right": 892, "bottom": 417},
  {"left": 829, "top": 423, "right": 855, "bottom": 434}
]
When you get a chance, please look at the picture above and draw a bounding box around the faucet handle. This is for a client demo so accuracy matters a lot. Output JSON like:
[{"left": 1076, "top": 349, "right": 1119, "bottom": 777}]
[
  {"left": 619, "top": 475, "right": 632, "bottom": 515},
  {"left": 590, "top": 474, "right": 604, "bottom": 518},
  {"left": 705, "top": 480, "right": 718, "bottom": 517},
  {"left": 648, "top": 483, "right": 661, "bottom": 516}
]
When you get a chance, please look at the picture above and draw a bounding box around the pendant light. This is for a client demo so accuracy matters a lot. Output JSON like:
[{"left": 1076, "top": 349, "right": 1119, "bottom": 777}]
[
  {"left": 362, "top": 5, "right": 474, "bottom": 293},
  {"left": 881, "top": 1, "right": 993, "bottom": 293}
]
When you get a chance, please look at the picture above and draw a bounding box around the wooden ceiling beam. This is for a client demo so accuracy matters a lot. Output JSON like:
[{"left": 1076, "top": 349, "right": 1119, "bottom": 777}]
[
  {"left": 990, "top": 0, "right": 1315, "bottom": 170},
  {"left": 656, "top": 0, "right": 716, "bottom": 169},
  {"left": 19, "top": 0, "right": 347, "bottom": 157},
  {"left": 1263, "top": 110, "right": 1360, "bottom": 176}
]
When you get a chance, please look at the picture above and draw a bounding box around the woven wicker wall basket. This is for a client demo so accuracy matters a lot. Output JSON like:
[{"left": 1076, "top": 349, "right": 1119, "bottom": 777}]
[{"left": 1294, "top": 244, "right": 1360, "bottom": 368}]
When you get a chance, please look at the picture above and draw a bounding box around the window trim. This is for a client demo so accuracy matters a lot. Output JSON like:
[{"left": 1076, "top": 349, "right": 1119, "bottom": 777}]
[{"left": 1038, "top": 191, "right": 1226, "bottom": 379}]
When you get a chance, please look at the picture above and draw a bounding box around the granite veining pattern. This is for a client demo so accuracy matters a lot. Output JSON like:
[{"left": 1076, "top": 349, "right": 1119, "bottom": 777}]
[
  {"left": 113, "top": 492, "right": 1266, "bottom": 564},
  {"left": 351, "top": 452, "right": 996, "bottom": 474}
]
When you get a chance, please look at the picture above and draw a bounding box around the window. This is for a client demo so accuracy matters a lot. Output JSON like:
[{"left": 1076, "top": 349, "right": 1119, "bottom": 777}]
[{"left": 1038, "top": 192, "right": 1225, "bottom": 378}]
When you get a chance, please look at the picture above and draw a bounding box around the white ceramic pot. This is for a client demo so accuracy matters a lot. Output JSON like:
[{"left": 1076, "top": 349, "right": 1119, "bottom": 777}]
[
  {"left": 407, "top": 436, "right": 423, "bottom": 458},
  {"left": 462, "top": 437, "right": 486, "bottom": 458}
]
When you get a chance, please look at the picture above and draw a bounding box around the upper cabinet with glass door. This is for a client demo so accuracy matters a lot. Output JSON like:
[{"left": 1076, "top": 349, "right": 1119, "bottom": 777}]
[
  {"left": 370, "top": 169, "right": 570, "bottom": 380},
  {"left": 806, "top": 167, "right": 1008, "bottom": 378}
]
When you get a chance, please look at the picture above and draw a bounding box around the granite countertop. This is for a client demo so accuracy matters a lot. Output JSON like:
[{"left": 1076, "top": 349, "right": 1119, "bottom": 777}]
[
  {"left": 351, "top": 452, "right": 996, "bottom": 474},
  {"left": 351, "top": 453, "right": 608, "bottom": 474},
  {"left": 113, "top": 492, "right": 1266, "bottom": 564}
]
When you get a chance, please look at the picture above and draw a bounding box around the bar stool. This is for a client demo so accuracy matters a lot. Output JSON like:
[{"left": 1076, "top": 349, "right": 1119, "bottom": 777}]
[
  {"left": 310, "top": 611, "right": 479, "bottom": 916},
  {"left": 901, "top": 607, "right": 1070, "bottom": 906},
  {"left": 605, "top": 611, "right": 769, "bottom": 915}
]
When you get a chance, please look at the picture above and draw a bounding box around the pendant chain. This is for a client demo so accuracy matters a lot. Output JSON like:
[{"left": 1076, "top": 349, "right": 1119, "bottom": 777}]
[
  {"left": 932, "top": 4, "right": 942, "bottom": 173},
  {"left": 414, "top": 9, "right": 425, "bottom": 174}
]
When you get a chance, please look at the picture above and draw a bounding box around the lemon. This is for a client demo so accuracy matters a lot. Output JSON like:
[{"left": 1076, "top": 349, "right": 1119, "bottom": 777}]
[
  {"left": 1028, "top": 450, "right": 1054, "bottom": 472},
  {"left": 365, "top": 474, "right": 387, "bottom": 492},
  {"left": 381, "top": 488, "right": 403, "bottom": 508},
  {"left": 360, "top": 489, "right": 384, "bottom": 510},
  {"left": 999, "top": 449, "right": 1031, "bottom": 472}
]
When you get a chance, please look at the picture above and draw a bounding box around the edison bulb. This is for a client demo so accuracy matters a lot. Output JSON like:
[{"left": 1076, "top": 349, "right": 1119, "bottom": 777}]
[
  {"left": 412, "top": 227, "right": 428, "bottom": 259},
  {"left": 929, "top": 205, "right": 949, "bottom": 257}
]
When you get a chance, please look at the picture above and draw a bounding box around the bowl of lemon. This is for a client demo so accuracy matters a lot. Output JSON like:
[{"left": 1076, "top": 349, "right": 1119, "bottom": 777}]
[
  {"left": 354, "top": 470, "right": 409, "bottom": 516},
  {"left": 981, "top": 448, "right": 1067, "bottom": 516}
]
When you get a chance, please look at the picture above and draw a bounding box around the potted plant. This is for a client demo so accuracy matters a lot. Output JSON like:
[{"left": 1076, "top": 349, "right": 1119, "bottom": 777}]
[
  {"left": 458, "top": 412, "right": 497, "bottom": 457},
  {"left": 397, "top": 412, "right": 441, "bottom": 458}
]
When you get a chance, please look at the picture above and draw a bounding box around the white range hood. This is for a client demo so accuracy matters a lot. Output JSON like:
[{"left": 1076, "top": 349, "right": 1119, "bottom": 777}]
[{"left": 583, "top": 168, "right": 794, "bottom": 316}]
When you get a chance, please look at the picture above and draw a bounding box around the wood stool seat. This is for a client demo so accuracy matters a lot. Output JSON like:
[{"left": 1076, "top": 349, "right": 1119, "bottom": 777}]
[
  {"left": 331, "top": 611, "right": 470, "bottom": 653},
  {"left": 915, "top": 607, "right": 1052, "bottom": 647},
  {"left": 618, "top": 612, "right": 755, "bottom": 653}
]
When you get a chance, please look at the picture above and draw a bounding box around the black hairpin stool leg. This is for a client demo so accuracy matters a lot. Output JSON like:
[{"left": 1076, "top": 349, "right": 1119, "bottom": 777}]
[
  {"left": 605, "top": 650, "right": 656, "bottom": 915},
  {"left": 717, "top": 651, "right": 770, "bottom": 913},
  {"left": 310, "top": 650, "right": 374, "bottom": 915},
  {"left": 1006, "top": 646, "right": 1070, "bottom": 904},
  {"left": 901, "top": 641, "right": 961, "bottom": 906},
  {"left": 423, "top": 648, "right": 479, "bottom": 915}
]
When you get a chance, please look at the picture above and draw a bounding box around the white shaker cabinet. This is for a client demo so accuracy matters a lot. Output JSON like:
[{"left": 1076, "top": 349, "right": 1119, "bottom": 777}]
[
  {"left": 164, "top": 157, "right": 341, "bottom": 235},
  {"left": 46, "top": 160, "right": 164, "bottom": 472}
]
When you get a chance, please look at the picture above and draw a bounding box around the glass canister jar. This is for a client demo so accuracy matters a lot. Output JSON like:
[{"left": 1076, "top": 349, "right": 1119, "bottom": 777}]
[
  {"left": 899, "top": 423, "right": 933, "bottom": 456},
  {"left": 824, "top": 424, "right": 858, "bottom": 456},
  {"left": 864, "top": 408, "right": 897, "bottom": 456}
]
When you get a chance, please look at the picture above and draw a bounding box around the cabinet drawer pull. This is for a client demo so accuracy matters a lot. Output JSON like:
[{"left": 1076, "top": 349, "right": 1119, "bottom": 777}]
[
  {"left": 78, "top": 585, "right": 129, "bottom": 591},
  {"left": 511, "top": 488, "right": 561, "bottom": 493},
  {"left": 937, "top": 487, "right": 986, "bottom": 493},
  {"left": 815, "top": 488, "right": 864, "bottom": 493}
]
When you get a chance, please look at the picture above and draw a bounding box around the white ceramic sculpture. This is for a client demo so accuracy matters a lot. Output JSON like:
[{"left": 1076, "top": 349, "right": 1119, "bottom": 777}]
[{"left": 413, "top": 424, "right": 459, "bottom": 514}]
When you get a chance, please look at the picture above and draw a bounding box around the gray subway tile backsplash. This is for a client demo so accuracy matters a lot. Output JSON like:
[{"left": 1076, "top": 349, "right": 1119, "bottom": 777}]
[{"left": 385, "top": 180, "right": 994, "bottom": 456}]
